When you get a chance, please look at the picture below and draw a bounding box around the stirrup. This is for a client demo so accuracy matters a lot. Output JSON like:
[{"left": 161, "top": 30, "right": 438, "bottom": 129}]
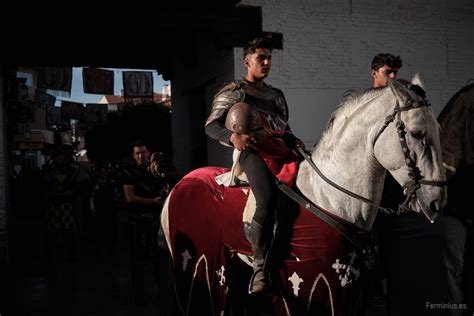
[{"left": 248, "top": 268, "right": 271, "bottom": 296}]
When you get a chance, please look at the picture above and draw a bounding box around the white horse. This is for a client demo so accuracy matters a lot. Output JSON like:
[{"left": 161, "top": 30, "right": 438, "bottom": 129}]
[
  {"left": 159, "top": 74, "right": 447, "bottom": 316},
  {"left": 297, "top": 74, "right": 446, "bottom": 231}
]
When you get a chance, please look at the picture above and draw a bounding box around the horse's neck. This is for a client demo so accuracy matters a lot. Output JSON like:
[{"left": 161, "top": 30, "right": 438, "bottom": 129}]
[{"left": 296, "top": 94, "right": 390, "bottom": 231}]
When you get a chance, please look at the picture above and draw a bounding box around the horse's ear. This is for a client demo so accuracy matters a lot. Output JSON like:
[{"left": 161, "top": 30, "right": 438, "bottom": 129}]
[{"left": 411, "top": 73, "right": 425, "bottom": 89}]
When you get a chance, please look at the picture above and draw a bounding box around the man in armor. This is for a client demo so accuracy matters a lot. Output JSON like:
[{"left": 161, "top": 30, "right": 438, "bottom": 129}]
[{"left": 205, "top": 37, "right": 304, "bottom": 295}]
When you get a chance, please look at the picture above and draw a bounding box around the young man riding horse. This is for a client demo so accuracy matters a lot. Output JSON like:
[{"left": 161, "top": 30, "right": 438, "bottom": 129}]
[{"left": 205, "top": 37, "right": 304, "bottom": 295}]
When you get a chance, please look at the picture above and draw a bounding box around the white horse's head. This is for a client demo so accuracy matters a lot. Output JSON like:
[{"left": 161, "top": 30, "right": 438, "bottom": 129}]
[{"left": 373, "top": 74, "right": 447, "bottom": 221}]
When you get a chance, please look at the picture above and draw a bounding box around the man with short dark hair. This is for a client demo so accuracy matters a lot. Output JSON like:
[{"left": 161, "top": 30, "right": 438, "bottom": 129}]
[
  {"left": 368, "top": 53, "right": 404, "bottom": 312},
  {"left": 119, "top": 140, "right": 165, "bottom": 305},
  {"left": 205, "top": 37, "right": 304, "bottom": 295},
  {"left": 122, "top": 141, "right": 163, "bottom": 209},
  {"left": 369, "top": 55, "right": 465, "bottom": 315},
  {"left": 371, "top": 53, "right": 402, "bottom": 88}
]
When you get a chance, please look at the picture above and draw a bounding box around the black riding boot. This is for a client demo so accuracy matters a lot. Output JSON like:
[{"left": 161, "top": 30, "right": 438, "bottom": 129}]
[{"left": 249, "top": 220, "right": 271, "bottom": 295}]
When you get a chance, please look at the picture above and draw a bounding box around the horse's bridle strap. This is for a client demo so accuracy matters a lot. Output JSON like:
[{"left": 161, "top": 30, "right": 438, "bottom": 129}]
[
  {"left": 299, "top": 87, "right": 445, "bottom": 217},
  {"left": 405, "top": 179, "right": 447, "bottom": 188},
  {"left": 383, "top": 82, "right": 446, "bottom": 219},
  {"left": 373, "top": 99, "right": 431, "bottom": 145},
  {"left": 398, "top": 99, "right": 431, "bottom": 111}
]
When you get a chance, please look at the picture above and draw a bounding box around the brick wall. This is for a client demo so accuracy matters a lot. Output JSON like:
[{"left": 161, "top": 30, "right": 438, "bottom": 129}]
[
  {"left": 170, "top": 1, "right": 473, "bottom": 174},
  {"left": 240, "top": 0, "right": 474, "bottom": 145}
]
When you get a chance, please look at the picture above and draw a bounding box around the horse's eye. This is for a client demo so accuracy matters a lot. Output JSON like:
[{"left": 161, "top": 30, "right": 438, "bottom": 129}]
[{"left": 411, "top": 130, "right": 425, "bottom": 139}]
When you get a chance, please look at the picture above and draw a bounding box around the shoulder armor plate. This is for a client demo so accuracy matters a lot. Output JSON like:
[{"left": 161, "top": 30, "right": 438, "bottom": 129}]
[{"left": 205, "top": 82, "right": 245, "bottom": 125}]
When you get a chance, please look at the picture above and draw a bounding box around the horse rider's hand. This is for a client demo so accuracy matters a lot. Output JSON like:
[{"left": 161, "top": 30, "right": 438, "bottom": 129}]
[
  {"left": 153, "top": 196, "right": 163, "bottom": 205},
  {"left": 294, "top": 138, "right": 305, "bottom": 149},
  {"left": 230, "top": 133, "right": 258, "bottom": 151}
]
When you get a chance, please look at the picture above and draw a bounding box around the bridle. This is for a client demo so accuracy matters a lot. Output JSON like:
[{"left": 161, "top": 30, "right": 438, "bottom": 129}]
[
  {"left": 372, "top": 81, "right": 447, "bottom": 221},
  {"left": 298, "top": 80, "right": 446, "bottom": 222}
]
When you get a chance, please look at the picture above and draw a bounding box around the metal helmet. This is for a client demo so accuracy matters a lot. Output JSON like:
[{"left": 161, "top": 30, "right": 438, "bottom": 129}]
[{"left": 225, "top": 102, "right": 262, "bottom": 134}]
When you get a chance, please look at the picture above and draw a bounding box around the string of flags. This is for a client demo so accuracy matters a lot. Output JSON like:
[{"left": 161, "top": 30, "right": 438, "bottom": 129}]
[
  {"left": 28, "top": 67, "right": 159, "bottom": 127},
  {"left": 13, "top": 67, "right": 166, "bottom": 148},
  {"left": 36, "top": 67, "right": 155, "bottom": 98}
]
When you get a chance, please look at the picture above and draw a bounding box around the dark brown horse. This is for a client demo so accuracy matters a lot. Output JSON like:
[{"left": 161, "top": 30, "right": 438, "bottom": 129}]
[
  {"left": 439, "top": 83, "right": 474, "bottom": 315},
  {"left": 438, "top": 82, "right": 474, "bottom": 176}
]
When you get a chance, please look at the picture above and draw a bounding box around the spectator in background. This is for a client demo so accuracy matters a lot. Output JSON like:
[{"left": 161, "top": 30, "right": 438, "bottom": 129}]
[
  {"left": 91, "top": 165, "right": 117, "bottom": 257},
  {"left": 42, "top": 147, "right": 79, "bottom": 262},
  {"left": 118, "top": 140, "right": 167, "bottom": 306}
]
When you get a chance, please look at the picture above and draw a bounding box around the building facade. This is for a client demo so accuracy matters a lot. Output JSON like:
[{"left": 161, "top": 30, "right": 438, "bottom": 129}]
[{"left": 170, "top": 0, "right": 474, "bottom": 173}]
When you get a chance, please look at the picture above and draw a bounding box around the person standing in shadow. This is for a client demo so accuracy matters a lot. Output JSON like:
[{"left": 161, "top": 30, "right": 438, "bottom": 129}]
[{"left": 118, "top": 140, "right": 168, "bottom": 306}]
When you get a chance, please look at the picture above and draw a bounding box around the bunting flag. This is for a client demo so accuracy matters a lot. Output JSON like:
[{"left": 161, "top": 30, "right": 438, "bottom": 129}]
[
  {"left": 122, "top": 71, "right": 153, "bottom": 98},
  {"left": 82, "top": 68, "right": 114, "bottom": 95},
  {"left": 37, "top": 67, "right": 72, "bottom": 93},
  {"left": 61, "top": 101, "right": 84, "bottom": 120},
  {"left": 35, "top": 90, "right": 56, "bottom": 109},
  {"left": 84, "top": 103, "right": 108, "bottom": 127}
]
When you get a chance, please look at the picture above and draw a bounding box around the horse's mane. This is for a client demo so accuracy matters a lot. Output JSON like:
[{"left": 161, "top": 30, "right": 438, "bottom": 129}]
[
  {"left": 323, "top": 87, "right": 385, "bottom": 134},
  {"left": 437, "top": 82, "right": 474, "bottom": 124},
  {"left": 323, "top": 79, "right": 426, "bottom": 135}
]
